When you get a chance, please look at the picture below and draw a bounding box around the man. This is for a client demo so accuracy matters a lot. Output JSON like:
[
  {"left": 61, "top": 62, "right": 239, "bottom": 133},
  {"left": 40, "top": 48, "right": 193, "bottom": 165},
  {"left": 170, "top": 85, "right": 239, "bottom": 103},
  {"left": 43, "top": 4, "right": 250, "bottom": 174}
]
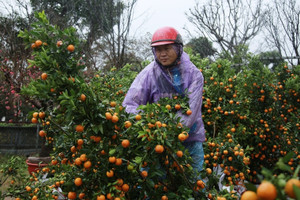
[{"left": 122, "top": 26, "right": 205, "bottom": 174}]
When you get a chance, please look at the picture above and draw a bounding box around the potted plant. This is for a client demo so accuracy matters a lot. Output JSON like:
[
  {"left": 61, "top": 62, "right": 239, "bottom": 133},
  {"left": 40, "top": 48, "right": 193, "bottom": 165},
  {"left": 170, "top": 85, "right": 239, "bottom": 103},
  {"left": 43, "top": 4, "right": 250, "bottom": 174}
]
[{"left": 25, "top": 123, "right": 52, "bottom": 174}]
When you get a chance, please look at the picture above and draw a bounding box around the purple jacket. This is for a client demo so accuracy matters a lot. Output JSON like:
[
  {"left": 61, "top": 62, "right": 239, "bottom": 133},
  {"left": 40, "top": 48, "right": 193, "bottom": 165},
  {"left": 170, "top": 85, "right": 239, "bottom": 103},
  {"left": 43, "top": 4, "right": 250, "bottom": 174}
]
[{"left": 122, "top": 52, "right": 205, "bottom": 142}]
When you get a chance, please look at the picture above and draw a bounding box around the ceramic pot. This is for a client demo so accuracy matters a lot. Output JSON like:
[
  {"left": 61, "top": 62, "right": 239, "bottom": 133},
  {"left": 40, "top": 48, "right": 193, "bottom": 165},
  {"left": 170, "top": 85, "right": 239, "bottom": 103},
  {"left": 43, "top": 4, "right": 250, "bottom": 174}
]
[{"left": 26, "top": 156, "right": 51, "bottom": 174}]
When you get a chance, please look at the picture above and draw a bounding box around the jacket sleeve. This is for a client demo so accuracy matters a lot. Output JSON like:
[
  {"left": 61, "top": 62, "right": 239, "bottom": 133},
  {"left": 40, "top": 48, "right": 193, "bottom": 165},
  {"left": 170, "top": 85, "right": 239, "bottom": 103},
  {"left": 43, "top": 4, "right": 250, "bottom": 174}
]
[
  {"left": 177, "top": 68, "right": 204, "bottom": 128},
  {"left": 122, "top": 68, "right": 151, "bottom": 114}
]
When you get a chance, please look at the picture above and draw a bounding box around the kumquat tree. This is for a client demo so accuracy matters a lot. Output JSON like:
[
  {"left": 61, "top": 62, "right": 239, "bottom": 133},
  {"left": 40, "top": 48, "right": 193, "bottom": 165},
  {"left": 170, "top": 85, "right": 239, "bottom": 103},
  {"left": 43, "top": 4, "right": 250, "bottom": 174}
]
[{"left": 1, "top": 11, "right": 300, "bottom": 200}]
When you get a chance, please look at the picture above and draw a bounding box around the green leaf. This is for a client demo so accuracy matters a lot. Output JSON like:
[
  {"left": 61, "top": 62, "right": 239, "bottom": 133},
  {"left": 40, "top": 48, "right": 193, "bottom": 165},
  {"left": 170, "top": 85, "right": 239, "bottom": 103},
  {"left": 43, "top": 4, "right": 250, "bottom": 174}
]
[
  {"left": 133, "top": 156, "right": 142, "bottom": 164},
  {"left": 244, "top": 182, "right": 257, "bottom": 192},
  {"left": 293, "top": 165, "right": 300, "bottom": 179},
  {"left": 165, "top": 140, "right": 172, "bottom": 147},
  {"left": 276, "top": 161, "right": 293, "bottom": 173},
  {"left": 109, "top": 149, "right": 116, "bottom": 156},
  {"left": 282, "top": 152, "right": 295, "bottom": 163},
  {"left": 60, "top": 100, "right": 69, "bottom": 106},
  {"left": 294, "top": 184, "right": 300, "bottom": 200},
  {"left": 99, "top": 124, "right": 104, "bottom": 134},
  {"left": 261, "top": 167, "right": 273, "bottom": 179},
  {"left": 145, "top": 179, "right": 155, "bottom": 188}
]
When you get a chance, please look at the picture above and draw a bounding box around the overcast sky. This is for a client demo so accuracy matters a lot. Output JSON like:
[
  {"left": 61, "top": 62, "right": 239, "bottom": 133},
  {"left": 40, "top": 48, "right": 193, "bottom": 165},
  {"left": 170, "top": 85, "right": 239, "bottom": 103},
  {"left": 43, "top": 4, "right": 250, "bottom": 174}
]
[
  {"left": 130, "top": 0, "right": 197, "bottom": 42},
  {"left": 129, "top": 0, "right": 274, "bottom": 53}
]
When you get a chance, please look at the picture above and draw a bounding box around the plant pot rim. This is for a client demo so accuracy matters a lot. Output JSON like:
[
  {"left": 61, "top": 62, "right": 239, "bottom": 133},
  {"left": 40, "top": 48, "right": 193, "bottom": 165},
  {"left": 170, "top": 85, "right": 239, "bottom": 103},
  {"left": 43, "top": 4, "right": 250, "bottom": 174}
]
[{"left": 26, "top": 159, "right": 49, "bottom": 166}]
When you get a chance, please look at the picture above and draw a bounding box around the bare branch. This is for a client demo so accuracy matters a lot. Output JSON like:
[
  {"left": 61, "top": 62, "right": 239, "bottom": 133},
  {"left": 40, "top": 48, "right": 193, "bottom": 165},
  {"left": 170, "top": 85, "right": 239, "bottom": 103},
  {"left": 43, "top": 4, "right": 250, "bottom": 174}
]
[
  {"left": 265, "top": 0, "right": 300, "bottom": 65},
  {"left": 95, "top": 0, "right": 138, "bottom": 70},
  {"left": 187, "top": 0, "right": 266, "bottom": 58}
]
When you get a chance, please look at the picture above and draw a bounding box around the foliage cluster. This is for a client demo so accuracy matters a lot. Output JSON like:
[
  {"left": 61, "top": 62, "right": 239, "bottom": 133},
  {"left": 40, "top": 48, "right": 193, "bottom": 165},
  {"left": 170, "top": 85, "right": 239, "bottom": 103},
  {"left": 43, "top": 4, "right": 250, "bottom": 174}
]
[{"left": 0, "top": 12, "right": 299, "bottom": 200}]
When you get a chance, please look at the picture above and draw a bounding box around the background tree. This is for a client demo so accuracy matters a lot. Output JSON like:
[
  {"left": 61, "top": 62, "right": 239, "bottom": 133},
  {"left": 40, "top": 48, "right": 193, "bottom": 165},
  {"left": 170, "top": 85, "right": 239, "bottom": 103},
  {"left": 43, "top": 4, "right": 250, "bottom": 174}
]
[
  {"left": 96, "top": 0, "right": 138, "bottom": 70},
  {"left": 258, "top": 50, "right": 285, "bottom": 70},
  {"left": 30, "top": 0, "right": 121, "bottom": 69},
  {"left": 218, "top": 44, "right": 252, "bottom": 73},
  {"left": 0, "top": 3, "right": 41, "bottom": 123},
  {"left": 264, "top": 0, "right": 300, "bottom": 65},
  {"left": 29, "top": 0, "right": 138, "bottom": 70},
  {"left": 186, "top": 0, "right": 267, "bottom": 62},
  {"left": 185, "top": 36, "right": 216, "bottom": 58},
  {"left": 121, "top": 33, "right": 153, "bottom": 71}
]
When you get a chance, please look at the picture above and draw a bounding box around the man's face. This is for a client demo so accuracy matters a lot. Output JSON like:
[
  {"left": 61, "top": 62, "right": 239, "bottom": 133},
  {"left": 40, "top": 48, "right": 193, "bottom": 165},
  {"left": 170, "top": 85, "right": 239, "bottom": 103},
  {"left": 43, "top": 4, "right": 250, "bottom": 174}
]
[{"left": 155, "top": 44, "right": 178, "bottom": 66}]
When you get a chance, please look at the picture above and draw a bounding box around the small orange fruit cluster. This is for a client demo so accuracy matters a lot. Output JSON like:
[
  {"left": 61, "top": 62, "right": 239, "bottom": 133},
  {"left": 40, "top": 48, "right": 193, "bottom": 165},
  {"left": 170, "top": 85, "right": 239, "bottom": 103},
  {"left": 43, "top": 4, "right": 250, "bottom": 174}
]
[{"left": 31, "top": 111, "right": 46, "bottom": 124}]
